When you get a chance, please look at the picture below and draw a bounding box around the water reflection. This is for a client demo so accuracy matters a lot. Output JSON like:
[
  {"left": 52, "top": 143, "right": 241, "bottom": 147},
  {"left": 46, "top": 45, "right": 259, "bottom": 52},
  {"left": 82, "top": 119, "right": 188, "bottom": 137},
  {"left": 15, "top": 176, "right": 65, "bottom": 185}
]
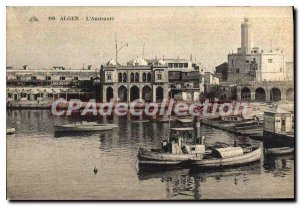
[
  {"left": 263, "top": 154, "right": 294, "bottom": 177},
  {"left": 138, "top": 163, "right": 262, "bottom": 199}
]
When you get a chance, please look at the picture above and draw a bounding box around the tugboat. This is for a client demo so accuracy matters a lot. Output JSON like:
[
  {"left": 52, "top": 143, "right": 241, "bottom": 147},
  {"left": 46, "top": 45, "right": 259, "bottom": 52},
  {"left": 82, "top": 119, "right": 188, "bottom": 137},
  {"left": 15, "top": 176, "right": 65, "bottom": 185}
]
[
  {"left": 137, "top": 119, "right": 262, "bottom": 170},
  {"left": 137, "top": 120, "right": 206, "bottom": 169}
]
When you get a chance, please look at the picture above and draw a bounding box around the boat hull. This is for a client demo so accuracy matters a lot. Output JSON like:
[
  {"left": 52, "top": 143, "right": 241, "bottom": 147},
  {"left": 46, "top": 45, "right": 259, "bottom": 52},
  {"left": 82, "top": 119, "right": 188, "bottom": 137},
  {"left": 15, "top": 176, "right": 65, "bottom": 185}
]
[
  {"left": 138, "top": 147, "right": 202, "bottom": 167},
  {"left": 54, "top": 124, "right": 117, "bottom": 132},
  {"left": 6, "top": 128, "right": 15, "bottom": 135},
  {"left": 186, "top": 147, "right": 262, "bottom": 168},
  {"left": 265, "top": 147, "right": 294, "bottom": 155}
]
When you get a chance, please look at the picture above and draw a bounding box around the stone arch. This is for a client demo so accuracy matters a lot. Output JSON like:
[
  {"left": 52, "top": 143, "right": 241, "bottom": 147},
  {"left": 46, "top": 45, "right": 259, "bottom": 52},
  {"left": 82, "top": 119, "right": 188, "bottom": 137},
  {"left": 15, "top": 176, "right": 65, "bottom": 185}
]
[
  {"left": 118, "top": 85, "right": 128, "bottom": 102},
  {"left": 147, "top": 73, "right": 151, "bottom": 82},
  {"left": 142, "top": 73, "right": 147, "bottom": 82},
  {"left": 106, "top": 87, "right": 114, "bottom": 102},
  {"left": 130, "top": 73, "right": 134, "bottom": 82},
  {"left": 255, "top": 87, "right": 266, "bottom": 102},
  {"left": 156, "top": 86, "right": 164, "bottom": 102},
  {"left": 286, "top": 88, "right": 294, "bottom": 101},
  {"left": 241, "top": 87, "right": 251, "bottom": 101},
  {"left": 135, "top": 72, "right": 139, "bottom": 82},
  {"left": 142, "top": 85, "right": 152, "bottom": 102},
  {"left": 123, "top": 72, "right": 127, "bottom": 82},
  {"left": 270, "top": 87, "right": 281, "bottom": 102},
  {"left": 130, "top": 85, "right": 139, "bottom": 102},
  {"left": 118, "top": 73, "right": 123, "bottom": 82}
]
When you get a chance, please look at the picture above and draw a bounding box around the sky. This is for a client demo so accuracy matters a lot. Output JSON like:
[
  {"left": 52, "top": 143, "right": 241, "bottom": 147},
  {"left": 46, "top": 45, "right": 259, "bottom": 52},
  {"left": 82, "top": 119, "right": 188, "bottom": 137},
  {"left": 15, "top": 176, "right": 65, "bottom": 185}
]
[{"left": 6, "top": 7, "right": 293, "bottom": 72}]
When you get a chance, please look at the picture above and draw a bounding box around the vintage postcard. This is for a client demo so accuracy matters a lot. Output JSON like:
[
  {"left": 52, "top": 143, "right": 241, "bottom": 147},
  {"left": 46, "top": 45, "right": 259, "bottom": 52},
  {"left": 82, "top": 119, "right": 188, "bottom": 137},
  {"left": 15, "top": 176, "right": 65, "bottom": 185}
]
[{"left": 6, "top": 7, "right": 294, "bottom": 200}]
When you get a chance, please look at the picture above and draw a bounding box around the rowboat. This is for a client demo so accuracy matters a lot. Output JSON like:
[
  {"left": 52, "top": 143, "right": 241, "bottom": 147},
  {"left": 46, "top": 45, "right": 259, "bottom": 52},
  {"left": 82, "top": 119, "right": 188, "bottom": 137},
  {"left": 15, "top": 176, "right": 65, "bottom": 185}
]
[
  {"left": 265, "top": 147, "right": 294, "bottom": 155},
  {"left": 177, "top": 118, "right": 193, "bottom": 124},
  {"left": 133, "top": 120, "right": 150, "bottom": 123},
  {"left": 54, "top": 121, "right": 117, "bottom": 132},
  {"left": 6, "top": 128, "right": 15, "bottom": 135},
  {"left": 184, "top": 146, "right": 262, "bottom": 168}
]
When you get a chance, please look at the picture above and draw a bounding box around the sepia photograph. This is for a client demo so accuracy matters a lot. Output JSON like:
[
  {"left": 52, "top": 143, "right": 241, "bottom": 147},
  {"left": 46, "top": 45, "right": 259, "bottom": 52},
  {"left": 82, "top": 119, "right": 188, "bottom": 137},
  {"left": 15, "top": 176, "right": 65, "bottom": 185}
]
[{"left": 6, "top": 6, "right": 294, "bottom": 200}]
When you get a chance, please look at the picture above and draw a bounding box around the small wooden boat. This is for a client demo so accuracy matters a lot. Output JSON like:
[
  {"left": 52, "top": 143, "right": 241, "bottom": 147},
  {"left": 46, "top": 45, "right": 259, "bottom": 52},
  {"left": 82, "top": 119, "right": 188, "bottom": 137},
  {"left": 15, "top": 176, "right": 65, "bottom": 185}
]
[
  {"left": 184, "top": 146, "right": 262, "bottom": 168},
  {"left": 133, "top": 119, "right": 150, "bottom": 123},
  {"left": 158, "top": 117, "right": 177, "bottom": 123},
  {"left": 6, "top": 128, "right": 15, "bottom": 135},
  {"left": 265, "top": 147, "right": 294, "bottom": 155},
  {"left": 54, "top": 121, "right": 117, "bottom": 132},
  {"left": 177, "top": 118, "right": 193, "bottom": 124}
]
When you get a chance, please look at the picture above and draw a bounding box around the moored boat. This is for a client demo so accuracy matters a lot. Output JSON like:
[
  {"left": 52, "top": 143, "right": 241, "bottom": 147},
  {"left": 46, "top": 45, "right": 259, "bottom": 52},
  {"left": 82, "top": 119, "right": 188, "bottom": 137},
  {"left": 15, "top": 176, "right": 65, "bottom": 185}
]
[
  {"left": 184, "top": 146, "right": 262, "bottom": 168},
  {"left": 265, "top": 147, "right": 294, "bottom": 155},
  {"left": 138, "top": 125, "right": 206, "bottom": 169},
  {"left": 54, "top": 121, "right": 117, "bottom": 132},
  {"left": 6, "top": 128, "right": 15, "bottom": 135}
]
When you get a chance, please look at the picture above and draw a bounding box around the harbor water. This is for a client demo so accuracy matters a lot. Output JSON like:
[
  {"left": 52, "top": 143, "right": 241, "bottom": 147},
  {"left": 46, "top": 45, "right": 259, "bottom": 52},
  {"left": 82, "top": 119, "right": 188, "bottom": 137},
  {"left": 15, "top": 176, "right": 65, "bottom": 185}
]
[{"left": 7, "top": 110, "right": 294, "bottom": 200}]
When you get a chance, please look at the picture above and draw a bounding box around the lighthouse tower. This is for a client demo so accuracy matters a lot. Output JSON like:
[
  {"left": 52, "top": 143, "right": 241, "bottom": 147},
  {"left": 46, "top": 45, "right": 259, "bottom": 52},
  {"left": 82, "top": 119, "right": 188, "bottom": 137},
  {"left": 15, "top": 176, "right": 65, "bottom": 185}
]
[{"left": 241, "top": 18, "right": 253, "bottom": 54}]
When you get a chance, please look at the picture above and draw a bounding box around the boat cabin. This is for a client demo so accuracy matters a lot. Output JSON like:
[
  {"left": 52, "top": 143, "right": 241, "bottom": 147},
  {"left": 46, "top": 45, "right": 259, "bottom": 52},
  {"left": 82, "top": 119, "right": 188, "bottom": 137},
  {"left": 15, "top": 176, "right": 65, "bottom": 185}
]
[{"left": 162, "top": 127, "right": 205, "bottom": 155}]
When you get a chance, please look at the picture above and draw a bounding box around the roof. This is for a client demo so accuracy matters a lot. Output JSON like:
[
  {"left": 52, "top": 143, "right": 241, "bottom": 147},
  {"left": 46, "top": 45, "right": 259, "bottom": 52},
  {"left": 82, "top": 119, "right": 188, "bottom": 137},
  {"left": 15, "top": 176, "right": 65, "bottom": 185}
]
[
  {"left": 171, "top": 127, "right": 194, "bottom": 131},
  {"left": 106, "top": 59, "right": 117, "bottom": 66},
  {"left": 127, "top": 57, "right": 148, "bottom": 66}
]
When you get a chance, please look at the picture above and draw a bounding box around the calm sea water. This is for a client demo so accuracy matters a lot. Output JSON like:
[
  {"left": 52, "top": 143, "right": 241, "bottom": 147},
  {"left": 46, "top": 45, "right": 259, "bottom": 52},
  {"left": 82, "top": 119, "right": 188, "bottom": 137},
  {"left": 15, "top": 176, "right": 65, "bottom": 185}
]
[{"left": 7, "top": 110, "right": 294, "bottom": 200}]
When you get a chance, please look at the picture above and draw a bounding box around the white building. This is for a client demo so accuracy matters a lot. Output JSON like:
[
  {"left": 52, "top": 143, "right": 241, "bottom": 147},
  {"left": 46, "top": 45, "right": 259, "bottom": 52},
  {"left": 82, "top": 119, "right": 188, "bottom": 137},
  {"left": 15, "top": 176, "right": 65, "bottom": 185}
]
[{"left": 227, "top": 18, "right": 286, "bottom": 83}]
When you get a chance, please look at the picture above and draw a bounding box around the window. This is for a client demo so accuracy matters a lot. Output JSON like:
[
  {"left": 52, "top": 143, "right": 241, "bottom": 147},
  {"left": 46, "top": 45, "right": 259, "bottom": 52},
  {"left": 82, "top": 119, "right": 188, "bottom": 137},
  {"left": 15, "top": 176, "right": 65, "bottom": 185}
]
[
  {"left": 118, "top": 73, "right": 122, "bottom": 82},
  {"left": 280, "top": 68, "right": 283, "bottom": 72},
  {"left": 135, "top": 72, "right": 139, "bottom": 82},
  {"left": 46, "top": 76, "right": 51, "bottom": 80},
  {"left": 31, "top": 76, "right": 37, "bottom": 80},
  {"left": 236, "top": 68, "right": 240, "bottom": 73},
  {"left": 184, "top": 63, "right": 188, "bottom": 67},
  {"left": 74, "top": 77, "right": 78, "bottom": 80},
  {"left": 157, "top": 74, "right": 162, "bottom": 80},
  {"left": 123, "top": 73, "right": 127, "bottom": 82},
  {"left": 16, "top": 76, "right": 21, "bottom": 80},
  {"left": 147, "top": 73, "right": 151, "bottom": 82},
  {"left": 246, "top": 60, "right": 249, "bottom": 63},
  {"left": 107, "top": 73, "right": 111, "bottom": 80},
  {"left": 60, "top": 76, "right": 65, "bottom": 80},
  {"left": 268, "top": 59, "right": 272, "bottom": 63}
]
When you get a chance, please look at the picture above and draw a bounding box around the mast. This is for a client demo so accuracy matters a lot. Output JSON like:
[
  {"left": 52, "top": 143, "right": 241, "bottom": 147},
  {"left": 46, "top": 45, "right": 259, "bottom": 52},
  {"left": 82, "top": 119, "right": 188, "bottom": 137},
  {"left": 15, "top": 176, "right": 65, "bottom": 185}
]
[
  {"left": 168, "top": 115, "right": 171, "bottom": 142},
  {"left": 115, "top": 32, "right": 118, "bottom": 64}
]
